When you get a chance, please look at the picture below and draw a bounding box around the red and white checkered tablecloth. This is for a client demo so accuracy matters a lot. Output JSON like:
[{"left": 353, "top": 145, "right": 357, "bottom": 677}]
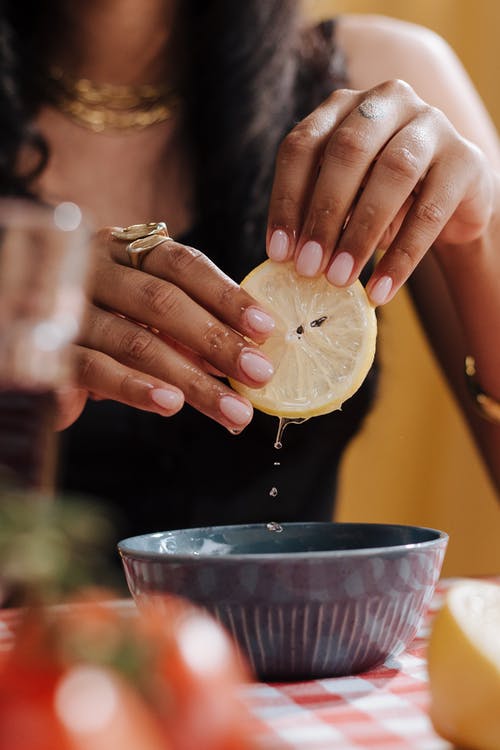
[
  {"left": 1, "top": 577, "right": 498, "bottom": 749},
  {"left": 242, "top": 576, "right": 499, "bottom": 750}
]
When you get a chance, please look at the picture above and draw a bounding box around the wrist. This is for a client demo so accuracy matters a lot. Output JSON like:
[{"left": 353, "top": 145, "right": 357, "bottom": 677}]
[{"left": 433, "top": 169, "right": 500, "bottom": 275}]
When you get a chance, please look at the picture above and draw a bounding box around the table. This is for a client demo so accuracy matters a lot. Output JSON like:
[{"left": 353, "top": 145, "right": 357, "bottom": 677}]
[
  {"left": 242, "top": 579, "right": 451, "bottom": 750},
  {"left": 1, "top": 577, "right": 497, "bottom": 749}
]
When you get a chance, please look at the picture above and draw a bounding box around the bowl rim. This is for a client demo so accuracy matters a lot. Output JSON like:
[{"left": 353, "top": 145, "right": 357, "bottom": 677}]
[{"left": 117, "top": 521, "right": 449, "bottom": 563}]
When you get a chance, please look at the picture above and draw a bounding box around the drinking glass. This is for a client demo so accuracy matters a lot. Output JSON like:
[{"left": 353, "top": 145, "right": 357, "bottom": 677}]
[{"left": 0, "top": 199, "right": 90, "bottom": 491}]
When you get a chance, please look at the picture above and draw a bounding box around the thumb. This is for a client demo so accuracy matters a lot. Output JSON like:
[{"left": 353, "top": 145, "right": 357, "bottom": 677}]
[{"left": 55, "top": 386, "right": 89, "bottom": 431}]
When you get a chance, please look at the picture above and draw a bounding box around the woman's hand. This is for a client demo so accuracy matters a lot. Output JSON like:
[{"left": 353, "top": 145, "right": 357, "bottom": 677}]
[
  {"left": 56, "top": 229, "right": 275, "bottom": 431},
  {"left": 266, "top": 79, "right": 494, "bottom": 304}
]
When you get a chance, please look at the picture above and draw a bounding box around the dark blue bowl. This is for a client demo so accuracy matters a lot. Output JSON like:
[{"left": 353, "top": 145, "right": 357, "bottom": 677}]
[{"left": 118, "top": 522, "right": 448, "bottom": 680}]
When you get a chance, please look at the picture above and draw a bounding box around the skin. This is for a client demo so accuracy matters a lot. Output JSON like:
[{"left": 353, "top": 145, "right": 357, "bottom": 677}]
[{"left": 33, "top": 3, "right": 500, "bottom": 489}]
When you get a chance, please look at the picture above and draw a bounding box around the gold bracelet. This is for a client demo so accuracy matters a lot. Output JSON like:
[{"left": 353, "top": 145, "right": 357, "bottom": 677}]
[{"left": 465, "top": 355, "right": 500, "bottom": 424}]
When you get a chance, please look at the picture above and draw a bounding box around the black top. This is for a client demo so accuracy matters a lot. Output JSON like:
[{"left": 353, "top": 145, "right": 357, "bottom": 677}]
[{"left": 59, "top": 373, "right": 377, "bottom": 540}]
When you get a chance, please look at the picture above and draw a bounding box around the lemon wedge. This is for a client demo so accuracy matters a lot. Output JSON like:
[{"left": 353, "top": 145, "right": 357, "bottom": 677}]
[
  {"left": 427, "top": 580, "right": 500, "bottom": 750},
  {"left": 230, "top": 260, "right": 377, "bottom": 418}
]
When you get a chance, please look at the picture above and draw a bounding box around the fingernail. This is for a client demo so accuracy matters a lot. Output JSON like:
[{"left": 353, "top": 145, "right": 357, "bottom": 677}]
[
  {"left": 296, "top": 240, "right": 323, "bottom": 276},
  {"left": 327, "top": 251, "right": 354, "bottom": 286},
  {"left": 151, "top": 388, "right": 184, "bottom": 412},
  {"left": 220, "top": 395, "right": 253, "bottom": 426},
  {"left": 369, "top": 275, "right": 393, "bottom": 305},
  {"left": 239, "top": 349, "right": 274, "bottom": 383},
  {"left": 244, "top": 306, "right": 275, "bottom": 334},
  {"left": 268, "top": 229, "right": 289, "bottom": 261}
]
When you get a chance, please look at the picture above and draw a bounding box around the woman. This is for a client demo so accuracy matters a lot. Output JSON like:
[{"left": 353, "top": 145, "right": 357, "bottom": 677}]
[{"left": 1, "top": 1, "right": 499, "bottom": 539}]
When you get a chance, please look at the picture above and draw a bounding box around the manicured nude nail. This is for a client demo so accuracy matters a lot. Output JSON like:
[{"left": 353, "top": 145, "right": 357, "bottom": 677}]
[
  {"left": 151, "top": 388, "right": 184, "bottom": 412},
  {"left": 239, "top": 349, "right": 274, "bottom": 383},
  {"left": 327, "top": 251, "right": 354, "bottom": 286},
  {"left": 369, "top": 275, "right": 393, "bottom": 306},
  {"left": 244, "top": 306, "right": 275, "bottom": 334},
  {"left": 268, "top": 229, "right": 289, "bottom": 261},
  {"left": 220, "top": 395, "right": 253, "bottom": 426},
  {"left": 296, "top": 240, "right": 323, "bottom": 276}
]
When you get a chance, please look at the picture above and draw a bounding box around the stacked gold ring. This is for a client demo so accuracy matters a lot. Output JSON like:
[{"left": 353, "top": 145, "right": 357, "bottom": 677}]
[{"left": 111, "top": 222, "right": 171, "bottom": 270}]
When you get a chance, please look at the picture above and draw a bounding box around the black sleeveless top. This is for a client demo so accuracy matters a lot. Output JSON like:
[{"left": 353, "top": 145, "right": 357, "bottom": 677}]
[
  {"left": 58, "top": 21, "right": 378, "bottom": 543},
  {"left": 59, "top": 356, "right": 377, "bottom": 542}
]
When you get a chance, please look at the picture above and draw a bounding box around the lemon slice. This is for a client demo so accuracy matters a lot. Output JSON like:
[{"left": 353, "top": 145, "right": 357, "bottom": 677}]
[
  {"left": 427, "top": 580, "right": 500, "bottom": 750},
  {"left": 230, "top": 260, "right": 377, "bottom": 417}
]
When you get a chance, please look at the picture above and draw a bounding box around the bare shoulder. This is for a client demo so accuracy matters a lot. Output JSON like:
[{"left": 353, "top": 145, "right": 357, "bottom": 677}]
[
  {"left": 334, "top": 13, "right": 500, "bottom": 163},
  {"left": 335, "top": 13, "right": 456, "bottom": 92}
]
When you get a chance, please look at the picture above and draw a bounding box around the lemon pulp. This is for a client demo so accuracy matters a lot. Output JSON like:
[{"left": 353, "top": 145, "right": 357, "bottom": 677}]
[
  {"left": 427, "top": 580, "right": 500, "bottom": 750},
  {"left": 230, "top": 260, "right": 377, "bottom": 418}
]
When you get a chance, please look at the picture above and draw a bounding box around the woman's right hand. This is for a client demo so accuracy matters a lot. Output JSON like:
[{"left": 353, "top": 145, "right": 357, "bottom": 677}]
[{"left": 56, "top": 227, "right": 275, "bottom": 432}]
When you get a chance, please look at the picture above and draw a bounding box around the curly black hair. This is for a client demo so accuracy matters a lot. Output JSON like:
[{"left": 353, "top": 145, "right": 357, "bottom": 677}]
[{"left": 0, "top": 0, "right": 347, "bottom": 276}]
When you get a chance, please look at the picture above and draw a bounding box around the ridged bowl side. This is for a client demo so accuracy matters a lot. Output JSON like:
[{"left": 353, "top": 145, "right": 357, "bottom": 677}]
[{"left": 121, "top": 539, "right": 446, "bottom": 680}]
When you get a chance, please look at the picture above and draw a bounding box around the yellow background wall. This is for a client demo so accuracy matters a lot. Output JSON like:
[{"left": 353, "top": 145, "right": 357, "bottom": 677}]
[{"left": 305, "top": 0, "right": 500, "bottom": 575}]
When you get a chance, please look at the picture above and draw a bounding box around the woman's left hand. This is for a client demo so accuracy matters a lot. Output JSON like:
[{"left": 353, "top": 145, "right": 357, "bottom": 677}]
[{"left": 266, "top": 79, "right": 495, "bottom": 304}]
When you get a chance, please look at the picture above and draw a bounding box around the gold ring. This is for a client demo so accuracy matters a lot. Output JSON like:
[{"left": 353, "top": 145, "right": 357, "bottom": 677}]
[{"left": 111, "top": 222, "right": 171, "bottom": 270}]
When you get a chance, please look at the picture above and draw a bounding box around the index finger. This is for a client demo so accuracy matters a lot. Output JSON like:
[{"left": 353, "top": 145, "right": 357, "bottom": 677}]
[
  {"left": 104, "top": 230, "right": 275, "bottom": 343},
  {"left": 266, "top": 89, "right": 360, "bottom": 263}
]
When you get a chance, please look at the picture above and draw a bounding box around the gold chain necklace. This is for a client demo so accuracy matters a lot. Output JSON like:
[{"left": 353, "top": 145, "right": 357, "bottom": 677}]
[{"left": 47, "top": 66, "right": 180, "bottom": 133}]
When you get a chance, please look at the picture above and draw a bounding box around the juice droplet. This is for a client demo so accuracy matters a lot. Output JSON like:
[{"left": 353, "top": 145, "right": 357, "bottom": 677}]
[
  {"left": 266, "top": 521, "right": 283, "bottom": 533},
  {"left": 274, "top": 416, "right": 309, "bottom": 449},
  {"left": 267, "top": 418, "right": 309, "bottom": 536}
]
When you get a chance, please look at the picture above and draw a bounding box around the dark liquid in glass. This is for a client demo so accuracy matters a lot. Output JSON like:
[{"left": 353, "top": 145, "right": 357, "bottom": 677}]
[{"left": 0, "top": 388, "right": 57, "bottom": 491}]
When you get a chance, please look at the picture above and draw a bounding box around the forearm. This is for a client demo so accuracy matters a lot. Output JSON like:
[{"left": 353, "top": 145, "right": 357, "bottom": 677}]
[
  {"left": 409, "top": 173, "right": 500, "bottom": 491},
  {"left": 434, "top": 171, "right": 500, "bottom": 401}
]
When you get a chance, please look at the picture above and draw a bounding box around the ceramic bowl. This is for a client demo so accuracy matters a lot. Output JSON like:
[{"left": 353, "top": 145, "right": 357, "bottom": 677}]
[{"left": 118, "top": 522, "right": 448, "bottom": 680}]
